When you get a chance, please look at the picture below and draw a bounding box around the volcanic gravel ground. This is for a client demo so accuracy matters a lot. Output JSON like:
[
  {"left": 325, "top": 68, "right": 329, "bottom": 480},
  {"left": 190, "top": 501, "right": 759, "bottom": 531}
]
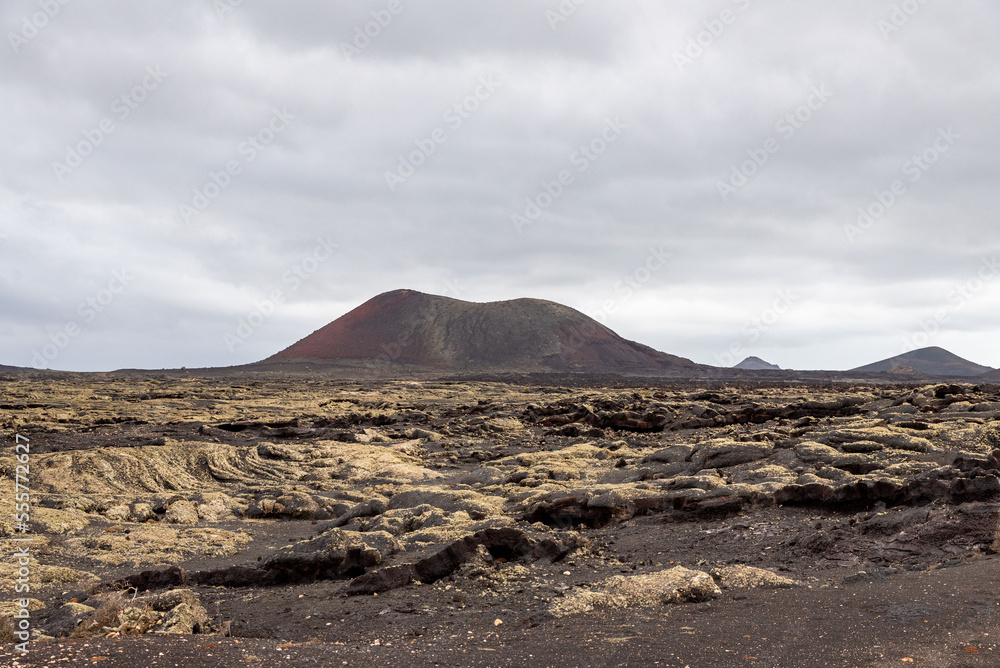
[{"left": 2, "top": 373, "right": 1000, "bottom": 666}]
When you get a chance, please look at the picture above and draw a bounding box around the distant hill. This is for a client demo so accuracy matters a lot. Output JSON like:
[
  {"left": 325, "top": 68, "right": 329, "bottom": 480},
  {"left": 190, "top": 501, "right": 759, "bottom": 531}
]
[
  {"left": 851, "top": 347, "right": 993, "bottom": 377},
  {"left": 266, "top": 289, "right": 703, "bottom": 375},
  {"left": 978, "top": 368, "right": 1000, "bottom": 382},
  {"left": 734, "top": 356, "right": 780, "bottom": 371}
]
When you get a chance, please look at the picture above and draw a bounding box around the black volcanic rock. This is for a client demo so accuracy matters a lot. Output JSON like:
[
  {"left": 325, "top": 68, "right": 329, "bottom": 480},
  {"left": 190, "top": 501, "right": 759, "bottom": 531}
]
[
  {"left": 266, "top": 289, "right": 702, "bottom": 374},
  {"left": 851, "top": 347, "right": 993, "bottom": 378},
  {"left": 734, "top": 356, "right": 780, "bottom": 371}
]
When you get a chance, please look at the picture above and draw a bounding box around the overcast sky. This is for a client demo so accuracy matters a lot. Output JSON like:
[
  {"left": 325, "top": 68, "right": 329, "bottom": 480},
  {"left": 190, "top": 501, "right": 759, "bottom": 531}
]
[{"left": 2, "top": 0, "right": 998, "bottom": 372}]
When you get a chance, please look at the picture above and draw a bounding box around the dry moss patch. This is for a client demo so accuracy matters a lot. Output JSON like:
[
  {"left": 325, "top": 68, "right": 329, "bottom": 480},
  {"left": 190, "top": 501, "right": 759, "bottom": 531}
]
[
  {"left": 550, "top": 566, "right": 721, "bottom": 617},
  {"left": 64, "top": 525, "right": 252, "bottom": 567}
]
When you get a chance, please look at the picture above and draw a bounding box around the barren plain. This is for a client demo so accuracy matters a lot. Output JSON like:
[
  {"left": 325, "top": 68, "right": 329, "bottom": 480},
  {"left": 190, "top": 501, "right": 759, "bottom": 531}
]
[{"left": 4, "top": 373, "right": 1000, "bottom": 666}]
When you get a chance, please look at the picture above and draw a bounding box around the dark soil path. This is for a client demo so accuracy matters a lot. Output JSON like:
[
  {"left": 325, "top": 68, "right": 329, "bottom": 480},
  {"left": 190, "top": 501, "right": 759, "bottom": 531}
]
[{"left": 5, "top": 555, "right": 1000, "bottom": 667}]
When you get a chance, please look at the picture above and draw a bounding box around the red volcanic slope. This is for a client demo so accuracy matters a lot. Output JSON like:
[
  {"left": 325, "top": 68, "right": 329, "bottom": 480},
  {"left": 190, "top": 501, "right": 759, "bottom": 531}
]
[{"left": 267, "top": 289, "right": 700, "bottom": 374}]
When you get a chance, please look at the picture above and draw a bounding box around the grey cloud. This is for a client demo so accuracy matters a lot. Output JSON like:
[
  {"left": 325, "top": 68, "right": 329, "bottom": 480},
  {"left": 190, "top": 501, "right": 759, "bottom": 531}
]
[{"left": 1, "top": 0, "right": 998, "bottom": 370}]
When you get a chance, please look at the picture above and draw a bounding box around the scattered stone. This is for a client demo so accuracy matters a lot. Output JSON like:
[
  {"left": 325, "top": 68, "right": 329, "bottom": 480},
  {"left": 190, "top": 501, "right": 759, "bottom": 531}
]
[
  {"left": 694, "top": 441, "right": 773, "bottom": 470},
  {"left": 164, "top": 500, "right": 199, "bottom": 525},
  {"left": 104, "top": 504, "right": 132, "bottom": 522},
  {"left": 40, "top": 601, "right": 95, "bottom": 637},
  {"left": 839, "top": 440, "right": 884, "bottom": 453},
  {"left": 856, "top": 506, "right": 931, "bottom": 535},
  {"left": 841, "top": 568, "right": 901, "bottom": 586},
  {"left": 710, "top": 565, "right": 801, "bottom": 589},
  {"left": 118, "top": 605, "right": 159, "bottom": 635},
  {"left": 131, "top": 502, "right": 155, "bottom": 522},
  {"left": 819, "top": 427, "right": 933, "bottom": 453},
  {"left": 257, "top": 442, "right": 308, "bottom": 461},
  {"left": 409, "top": 428, "right": 444, "bottom": 441},
  {"left": 549, "top": 566, "right": 720, "bottom": 617},
  {"left": 157, "top": 601, "right": 209, "bottom": 634},
  {"left": 346, "top": 527, "right": 585, "bottom": 595},
  {"left": 794, "top": 442, "right": 840, "bottom": 464},
  {"left": 388, "top": 488, "right": 504, "bottom": 520},
  {"left": 261, "top": 528, "right": 386, "bottom": 581},
  {"left": 643, "top": 445, "right": 694, "bottom": 464}
]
